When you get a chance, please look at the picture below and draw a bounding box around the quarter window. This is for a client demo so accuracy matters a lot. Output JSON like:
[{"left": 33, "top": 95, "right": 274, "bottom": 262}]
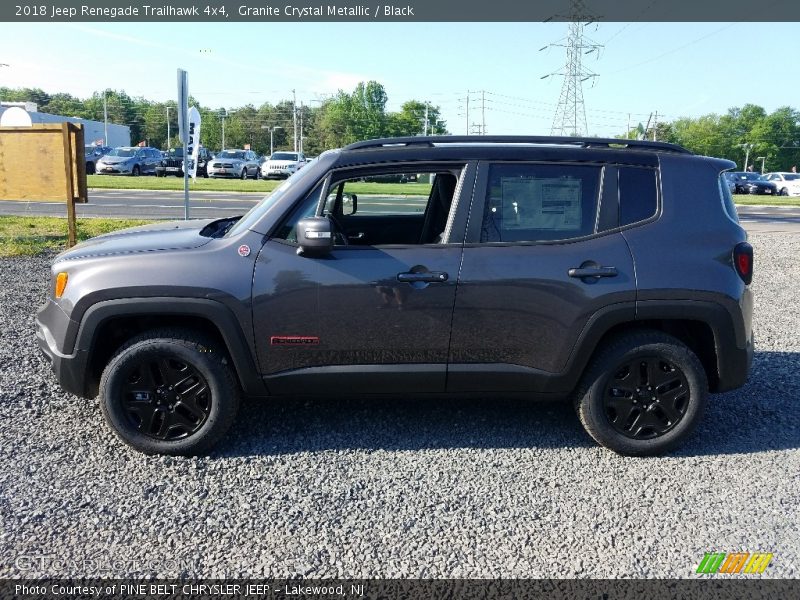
[
  {"left": 619, "top": 167, "right": 658, "bottom": 226},
  {"left": 481, "top": 163, "right": 602, "bottom": 243}
]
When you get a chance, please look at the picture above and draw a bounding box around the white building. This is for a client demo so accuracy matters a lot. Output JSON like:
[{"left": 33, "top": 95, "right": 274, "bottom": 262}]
[{"left": 0, "top": 105, "right": 131, "bottom": 148}]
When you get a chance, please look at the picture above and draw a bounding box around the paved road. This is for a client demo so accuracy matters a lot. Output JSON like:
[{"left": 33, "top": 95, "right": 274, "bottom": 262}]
[{"left": 0, "top": 189, "right": 798, "bottom": 232}]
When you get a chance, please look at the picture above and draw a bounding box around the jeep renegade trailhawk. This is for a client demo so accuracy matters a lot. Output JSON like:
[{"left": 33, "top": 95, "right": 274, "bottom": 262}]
[{"left": 36, "top": 136, "right": 754, "bottom": 456}]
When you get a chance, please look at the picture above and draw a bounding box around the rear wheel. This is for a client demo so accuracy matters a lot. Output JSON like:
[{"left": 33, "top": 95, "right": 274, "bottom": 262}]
[
  {"left": 132, "top": 165, "right": 141, "bottom": 177},
  {"left": 99, "top": 329, "right": 240, "bottom": 455},
  {"left": 574, "top": 330, "right": 708, "bottom": 456},
  {"left": 780, "top": 187, "right": 788, "bottom": 196}
]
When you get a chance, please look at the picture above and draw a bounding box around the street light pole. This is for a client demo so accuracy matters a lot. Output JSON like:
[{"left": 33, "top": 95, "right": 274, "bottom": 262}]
[
  {"left": 166, "top": 106, "right": 171, "bottom": 148},
  {"left": 261, "top": 125, "right": 283, "bottom": 155}
]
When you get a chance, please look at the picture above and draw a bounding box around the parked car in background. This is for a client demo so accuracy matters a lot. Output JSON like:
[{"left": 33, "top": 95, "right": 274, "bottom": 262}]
[
  {"left": 207, "top": 149, "right": 261, "bottom": 179},
  {"left": 155, "top": 147, "right": 213, "bottom": 178},
  {"left": 363, "top": 173, "right": 419, "bottom": 183},
  {"left": 95, "top": 147, "right": 161, "bottom": 176},
  {"left": 727, "top": 171, "right": 777, "bottom": 195},
  {"left": 722, "top": 172, "right": 737, "bottom": 194},
  {"left": 763, "top": 172, "right": 800, "bottom": 196},
  {"left": 84, "top": 145, "right": 112, "bottom": 175},
  {"left": 261, "top": 151, "right": 307, "bottom": 179}
]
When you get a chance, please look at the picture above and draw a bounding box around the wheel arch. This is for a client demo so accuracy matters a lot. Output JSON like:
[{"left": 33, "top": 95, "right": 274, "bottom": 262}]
[{"left": 77, "top": 298, "right": 266, "bottom": 398}]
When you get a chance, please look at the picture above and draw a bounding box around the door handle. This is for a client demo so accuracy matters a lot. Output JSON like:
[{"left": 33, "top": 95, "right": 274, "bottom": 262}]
[
  {"left": 568, "top": 265, "right": 618, "bottom": 279},
  {"left": 397, "top": 271, "right": 449, "bottom": 283}
]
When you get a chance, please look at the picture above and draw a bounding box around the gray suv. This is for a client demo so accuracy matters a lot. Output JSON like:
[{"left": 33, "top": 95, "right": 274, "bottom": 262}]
[{"left": 35, "top": 136, "right": 754, "bottom": 456}]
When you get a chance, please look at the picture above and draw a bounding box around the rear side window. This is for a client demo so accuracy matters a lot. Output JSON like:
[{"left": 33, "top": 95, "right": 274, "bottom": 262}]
[
  {"left": 719, "top": 173, "right": 740, "bottom": 223},
  {"left": 619, "top": 167, "right": 658, "bottom": 226},
  {"left": 481, "top": 163, "right": 601, "bottom": 243}
]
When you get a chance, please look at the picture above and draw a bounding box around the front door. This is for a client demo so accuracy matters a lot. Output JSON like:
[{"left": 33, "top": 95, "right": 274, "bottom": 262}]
[{"left": 251, "top": 163, "right": 475, "bottom": 395}]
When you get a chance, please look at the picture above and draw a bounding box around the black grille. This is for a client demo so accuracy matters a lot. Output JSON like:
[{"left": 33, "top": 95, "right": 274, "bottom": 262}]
[{"left": 165, "top": 159, "right": 182, "bottom": 168}]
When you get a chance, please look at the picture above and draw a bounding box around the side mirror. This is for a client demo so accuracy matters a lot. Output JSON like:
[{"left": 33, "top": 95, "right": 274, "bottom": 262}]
[
  {"left": 341, "top": 193, "right": 357, "bottom": 216},
  {"left": 296, "top": 216, "right": 333, "bottom": 256}
]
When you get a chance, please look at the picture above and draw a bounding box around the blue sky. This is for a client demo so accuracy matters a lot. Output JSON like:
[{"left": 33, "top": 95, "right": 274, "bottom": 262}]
[{"left": 0, "top": 22, "right": 796, "bottom": 137}]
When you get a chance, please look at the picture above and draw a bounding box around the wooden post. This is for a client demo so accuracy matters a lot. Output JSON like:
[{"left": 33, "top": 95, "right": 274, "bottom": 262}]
[{"left": 61, "top": 122, "right": 77, "bottom": 247}]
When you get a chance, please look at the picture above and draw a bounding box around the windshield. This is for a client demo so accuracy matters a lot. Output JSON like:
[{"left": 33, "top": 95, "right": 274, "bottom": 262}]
[
  {"left": 226, "top": 150, "right": 338, "bottom": 237},
  {"left": 218, "top": 150, "right": 245, "bottom": 159},
  {"left": 783, "top": 174, "right": 799, "bottom": 181},
  {"left": 167, "top": 148, "right": 184, "bottom": 157},
  {"left": 271, "top": 152, "right": 298, "bottom": 161},
  {"left": 106, "top": 148, "right": 137, "bottom": 158}
]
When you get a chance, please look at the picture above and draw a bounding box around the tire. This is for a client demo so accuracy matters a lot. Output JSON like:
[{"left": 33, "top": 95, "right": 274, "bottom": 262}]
[
  {"left": 253, "top": 169, "right": 260, "bottom": 180},
  {"left": 780, "top": 187, "right": 788, "bottom": 196},
  {"left": 132, "top": 165, "right": 140, "bottom": 177},
  {"left": 99, "top": 329, "right": 240, "bottom": 455},
  {"left": 574, "top": 330, "right": 708, "bottom": 456},
  {"left": 241, "top": 168, "right": 248, "bottom": 180},
  {"left": 87, "top": 162, "right": 95, "bottom": 175}
]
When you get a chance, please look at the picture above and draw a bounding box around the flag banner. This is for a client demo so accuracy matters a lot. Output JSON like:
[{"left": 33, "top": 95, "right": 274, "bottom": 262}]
[{"left": 187, "top": 106, "right": 201, "bottom": 180}]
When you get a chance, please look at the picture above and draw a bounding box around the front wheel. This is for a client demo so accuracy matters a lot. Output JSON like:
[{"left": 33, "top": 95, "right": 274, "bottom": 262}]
[
  {"left": 574, "top": 330, "right": 708, "bottom": 456},
  {"left": 99, "top": 329, "right": 240, "bottom": 455},
  {"left": 132, "top": 165, "right": 140, "bottom": 177},
  {"left": 241, "top": 168, "right": 247, "bottom": 180},
  {"left": 780, "top": 187, "right": 788, "bottom": 196}
]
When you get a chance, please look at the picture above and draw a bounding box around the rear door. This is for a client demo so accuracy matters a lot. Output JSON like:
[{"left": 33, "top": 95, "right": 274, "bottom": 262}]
[{"left": 448, "top": 160, "right": 637, "bottom": 393}]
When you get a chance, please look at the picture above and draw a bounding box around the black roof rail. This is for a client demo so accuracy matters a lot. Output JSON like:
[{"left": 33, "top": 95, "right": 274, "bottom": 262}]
[{"left": 343, "top": 135, "right": 692, "bottom": 154}]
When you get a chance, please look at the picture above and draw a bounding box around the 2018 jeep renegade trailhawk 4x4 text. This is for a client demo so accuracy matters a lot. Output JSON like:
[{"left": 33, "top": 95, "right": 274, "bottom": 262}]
[{"left": 36, "top": 136, "right": 754, "bottom": 456}]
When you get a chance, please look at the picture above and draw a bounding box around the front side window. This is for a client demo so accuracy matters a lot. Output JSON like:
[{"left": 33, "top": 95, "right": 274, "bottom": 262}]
[{"left": 481, "top": 163, "right": 602, "bottom": 243}]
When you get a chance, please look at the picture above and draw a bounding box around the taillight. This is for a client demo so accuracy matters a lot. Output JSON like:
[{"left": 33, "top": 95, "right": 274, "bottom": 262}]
[{"left": 733, "top": 242, "right": 753, "bottom": 285}]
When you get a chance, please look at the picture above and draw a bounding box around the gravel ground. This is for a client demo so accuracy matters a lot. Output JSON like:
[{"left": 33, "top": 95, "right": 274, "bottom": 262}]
[{"left": 1, "top": 232, "right": 798, "bottom": 579}]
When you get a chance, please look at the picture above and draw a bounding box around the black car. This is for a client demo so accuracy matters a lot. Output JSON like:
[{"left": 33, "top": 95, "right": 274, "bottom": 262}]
[
  {"left": 36, "top": 136, "right": 753, "bottom": 457},
  {"left": 155, "top": 147, "right": 212, "bottom": 178},
  {"left": 728, "top": 171, "right": 777, "bottom": 195}
]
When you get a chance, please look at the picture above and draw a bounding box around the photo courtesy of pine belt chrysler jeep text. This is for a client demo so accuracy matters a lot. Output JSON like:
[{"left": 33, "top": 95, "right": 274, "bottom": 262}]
[{"left": 35, "top": 136, "right": 754, "bottom": 456}]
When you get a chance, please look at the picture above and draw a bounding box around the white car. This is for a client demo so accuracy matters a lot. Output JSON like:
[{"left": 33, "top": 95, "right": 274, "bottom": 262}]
[
  {"left": 261, "top": 151, "right": 307, "bottom": 179},
  {"left": 763, "top": 172, "right": 800, "bottom": 196}
]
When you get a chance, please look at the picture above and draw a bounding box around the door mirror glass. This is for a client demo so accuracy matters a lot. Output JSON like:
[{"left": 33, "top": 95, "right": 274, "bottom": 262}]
[
  {"left": 296, "top": 216, "right": 333, "bottom": 256},
  {"left": 341, "top": 192, "right": 357, "bottom": 216}
]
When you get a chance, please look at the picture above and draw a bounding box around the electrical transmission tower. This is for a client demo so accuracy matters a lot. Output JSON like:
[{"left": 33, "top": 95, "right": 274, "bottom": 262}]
[{"left": 541, "top": 0, "right": 602, "bottom": 136}]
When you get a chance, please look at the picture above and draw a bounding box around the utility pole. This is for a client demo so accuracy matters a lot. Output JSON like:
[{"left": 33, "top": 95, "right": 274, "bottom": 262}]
[
  {"left": 740, "top": 142, "right": 754, "bottom": 171},
  {"left": 465, "top": 91, "right": 470, "bottom": 135},
  {"left": 481, "top": 90, "right": 486, "bottom": 135},
  {"left": 627, "top": 113, "right": 631, "bottom": 138},
  {"left": 221, "top": 109, "right": 226, "bottom": 150},
  {"left": 166, "top": 105, "right": 171, "bottom": 148},
  {"left": 653, "top": 110, "right": 658, "bottom": 141},
  {"left": 292, "top": 89, "right": 297, "bottom": 152},
  {"left": 103, "top": 90, "right": 108, "bottom": 145},
  {"left": 541, "top": 0, "right": 602, "bottom": 136},
  {"left": 299, "top": 102, "right": 304, "bottom": 154},
  {"left": 423, "top": 101, "right": 429, "bottom": 136}
]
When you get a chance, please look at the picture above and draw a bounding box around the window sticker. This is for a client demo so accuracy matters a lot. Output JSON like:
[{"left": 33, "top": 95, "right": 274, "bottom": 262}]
[{"left": 500, "top": 177, "right": 582, "bottom": 231}]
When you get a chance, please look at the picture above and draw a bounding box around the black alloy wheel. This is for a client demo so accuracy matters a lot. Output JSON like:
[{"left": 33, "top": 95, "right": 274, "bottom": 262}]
[
  {"left": 100, "top": 329, "right": 240, "bottom": 455},
  {"left": 602, "top": 356, "right": 690, "bottom": 439},
  {"left": 574, "top": 330, "right": 708, "bottom": 456},
  {"left": 120, "top": 355, "right": 212, "bottom": 441}
]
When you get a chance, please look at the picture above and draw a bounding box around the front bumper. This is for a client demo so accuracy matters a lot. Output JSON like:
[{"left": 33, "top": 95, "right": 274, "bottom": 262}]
[{"left": 35, "top": 305, "right": 90, "bottom": 398}]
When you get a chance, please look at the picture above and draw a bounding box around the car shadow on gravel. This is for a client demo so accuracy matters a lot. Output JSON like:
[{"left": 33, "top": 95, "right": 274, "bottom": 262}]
[
  {"left": 677, "top": 350, "right": 800, "bottom": 457},
  {"left": 220, "top": 395, "right": 592, "bottom": 457},
  {"left": 218, "top": 350, "right": 800, "bottom": 458}
]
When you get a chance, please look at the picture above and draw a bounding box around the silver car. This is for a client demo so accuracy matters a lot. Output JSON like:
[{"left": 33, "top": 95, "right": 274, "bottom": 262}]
[
  {"left": 95, "top": 147, "right": 161, "bottom": 176},
  {"left": 207, "top": 149, "right": 261, "bottom": 179}
]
